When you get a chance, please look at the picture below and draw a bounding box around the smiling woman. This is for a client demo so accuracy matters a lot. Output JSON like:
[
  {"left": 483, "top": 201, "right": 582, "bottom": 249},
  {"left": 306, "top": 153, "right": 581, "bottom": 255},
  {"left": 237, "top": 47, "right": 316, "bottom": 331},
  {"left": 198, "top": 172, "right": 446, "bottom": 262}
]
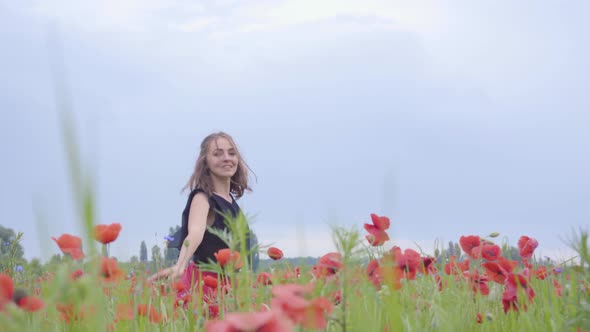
[{"left": 148, "top": 132, "right": 258, "bottom": 309}]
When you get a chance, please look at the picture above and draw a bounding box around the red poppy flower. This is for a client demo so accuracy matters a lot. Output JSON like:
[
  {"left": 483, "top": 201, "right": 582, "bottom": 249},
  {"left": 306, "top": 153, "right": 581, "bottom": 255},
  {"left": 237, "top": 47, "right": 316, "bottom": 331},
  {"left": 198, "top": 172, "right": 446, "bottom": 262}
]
[
  {"left": 94, "top": 223, "right": 122, "bottom": 244},
  {"left": 214, "top": 249, "right": 243, "bottom": 269},
  {"left": 420, "top": 257, "right": 437, "bottom": 275},
  {"left": 444, "top": 256, "right": 470, "bottom": 275},
  {"left": 517, "top": 236, "right": 538, "bottom": 259},
  {"left": 459, "top": 235, "right": 481, "bottom": 259},
  {"left": 270, "top": 284, "right": 333, "bottom": 330},
  {"left": 0, "top": 274, "right": 45, "bottom": 313},
  {"left": 71, "top": 269, "right": 84, "bottom": 280},
  {"left": 502, "top": 273, "right": 535, "bottom": 313},
  {"left": 366, "top": 259, "right": 383, "bottom": 288},
  {"left": 203, "top": 275, "right": 218, "bottom": 289},
  {"left": 267, "top": 247, "right": 284, "bottom": 260},
  {"left": 51, "top": 234, "right": 85, "bottom": 260},
  {"left": 476, "top": 312, "right": 483, "bottom": 324},
  {"left": 312, "top": 252, "right": 342, "bottom": 278},
  {"left": 472, "top": 244, "right": 502, "bottom": 261},
  {"left": 172, "top": 281, "right": 187, "bottom": 293},
  {"left": 482, "top": 262, "right": 508, "bottom": 284},
  {"left": 370, "top": 213, "right": 390, "bottom": 231},
  {"left": 205, "top": 310, "right": 294, "bottom": 332},
  {"left": 257, "top": 272, "right": 273, "bottom": 286},
  {"left": 137, "top": 303, "right": 162, "bottom": 323},
  {"left": 464, "top": 270, "right": 489, "bottom": 296},
  {"left": 534, "top": 266, "right": 547, "bottom": 280},
  {"left": 100, "top": 256, "right": 124, "bottom": 283},
  {"left": 116, "top": 302, "right": 134, "bottom": 321},
  {"left": 364, "top": 219, "right": 390, "bottom": 246},
  {"left": 330, "top": 289, "right": 342, "bottom": 305},
  {"left": 553, "top": 279, "right": 562, "bottom": 297},
  {"left": 0, "top": 273, "right": 15, "bottom": 311},
  {"left": 389, "top": 246, "right": 421, "bottom": 280},
  {"left": 16, "top": 295, "right": 45, "bottom": 312}
]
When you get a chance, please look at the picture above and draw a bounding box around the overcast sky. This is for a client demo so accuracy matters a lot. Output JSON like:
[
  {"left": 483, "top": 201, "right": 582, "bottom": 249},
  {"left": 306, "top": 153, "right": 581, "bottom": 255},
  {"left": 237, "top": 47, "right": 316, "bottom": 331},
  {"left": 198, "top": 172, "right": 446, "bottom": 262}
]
[{"left": 1, "top": 1, "right": 588, "bottom": 263}]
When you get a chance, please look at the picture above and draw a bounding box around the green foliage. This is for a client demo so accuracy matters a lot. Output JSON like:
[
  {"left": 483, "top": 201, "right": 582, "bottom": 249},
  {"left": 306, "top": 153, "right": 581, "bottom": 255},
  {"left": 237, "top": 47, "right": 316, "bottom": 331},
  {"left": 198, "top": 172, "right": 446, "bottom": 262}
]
[
  {"left": 0, "top": 225, "right": 25, "bottom": 276},
  {"left": 151, "top": 244, "right": 163, "bottom": 271}
]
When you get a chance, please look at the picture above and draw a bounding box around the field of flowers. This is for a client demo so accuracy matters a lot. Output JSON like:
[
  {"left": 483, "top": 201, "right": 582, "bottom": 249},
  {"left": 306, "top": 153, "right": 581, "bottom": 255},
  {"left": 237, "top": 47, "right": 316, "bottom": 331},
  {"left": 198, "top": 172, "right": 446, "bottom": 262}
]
[{"left": 1, "top": 212, "right": 589, "bottom": 332}]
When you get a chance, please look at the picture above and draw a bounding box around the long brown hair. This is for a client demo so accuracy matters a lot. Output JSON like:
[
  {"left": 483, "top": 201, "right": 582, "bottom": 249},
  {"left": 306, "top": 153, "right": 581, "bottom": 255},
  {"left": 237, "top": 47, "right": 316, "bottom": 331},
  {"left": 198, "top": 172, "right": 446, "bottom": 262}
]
[{"left": 182, "top": 132, "right": 253, "bottom": 198}]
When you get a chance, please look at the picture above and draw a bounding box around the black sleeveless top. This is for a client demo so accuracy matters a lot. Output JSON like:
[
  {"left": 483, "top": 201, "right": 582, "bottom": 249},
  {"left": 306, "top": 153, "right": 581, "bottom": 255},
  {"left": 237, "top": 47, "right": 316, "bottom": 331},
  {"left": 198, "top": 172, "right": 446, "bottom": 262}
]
[{"left": 178, "top": 188, "right": 241, "bottom": 264}]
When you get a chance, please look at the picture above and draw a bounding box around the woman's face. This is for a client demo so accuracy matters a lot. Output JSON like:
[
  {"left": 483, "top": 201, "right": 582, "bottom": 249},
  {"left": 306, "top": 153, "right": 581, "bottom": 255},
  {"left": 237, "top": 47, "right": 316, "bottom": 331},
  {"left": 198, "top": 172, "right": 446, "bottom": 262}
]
[{"left": 206, "top": 137, "right": 239, "bottom": 179}]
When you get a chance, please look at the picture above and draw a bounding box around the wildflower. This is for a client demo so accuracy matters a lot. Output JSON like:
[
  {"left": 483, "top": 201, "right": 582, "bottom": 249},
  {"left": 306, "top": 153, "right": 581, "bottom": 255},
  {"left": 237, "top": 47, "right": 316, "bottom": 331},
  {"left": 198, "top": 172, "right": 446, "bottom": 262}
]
[
  {"left": 502, "top": 273, "right": 535, "bottom": 313},
  {"left": 13, "top": 265, "right": 23, "bottom": 273},
  {"left": 534, "top": 266, "right": 547, "bottom": 280},
  {"left": 100, "top": 257, "right": 124, "bottom": 283},
  {"left": 256, "top": 272, "right": 273, "bottom": 286},
  {"left": 0, "top": 273, "right": 15, "bottom": 311},
  {"left": 472, "top": 244, "right": 502, "bottom": 261},
  {"left": 93, "top": 223, "right": 122, "bottom": 244},
  {"left": 330, "top": 289, "right": 342, "bottom": 305},
  {"left": 444, "top": 255, "right": 470, "bottom": 275},
  {"left": 115, "top": 302, "right": 134, "bottom": 321},
  {"left": 517, "top": 236, "right": 538, "bottom": 260},
  {"left": 369, "top": 213, "right": 391, "bottom": 230},
  {"left": 389, "top": 246, "right": 421, "bottom": 280},
  {"left": 51, "top": 234, "right": 85, "bottom": 260},
  {"left": 312, "top": 252, "right": 342, "bottom": 278},
  {"left": 137, "top": 303, "right": 162, "bottom": 323},
  {"left": 1, "top": 273, "right": 44, "bottom": 312},
  {"left": 464, "top": 270, "right": 489, "bottom": 296},
  {"left": 553, "top": 279, "right": 562, "bottom": 297},
  {"left": 203, "top": 275, "right": 218, "bottom": 289},
  {"left": 163, "top": 235, "right": 174, "bottom": 242},
  {"left": 205, "top": 310, "right": 293, "bottom": 332},
  {"left": 364, "top": 214, "right": 390, "bottom": 246},
  {"left": 214, "top": 248, "right": 243, "bottom": 269},
  {"left": 420, "top": 257, "right": 437, "bottom": 275},
  {"left": 459, "top": 235, "right": 481, "bottom": 259},
  {"left": 366, "top": 259, "right": 384, "bottom": 288},
  {"left": 15, "top": 294, "right": 45, "bottom": 312},
  {"left": 71, "top": 269, "right": 84, "bottom": 280},
  {"left": 271, "top": 284, "right": 333, "bottom": 329},
  {"left": 267, "top": 247, "right": 284, "bottom": 260},
  {"left": 483, "top": 263, "right": 506, "bottom": 284}
]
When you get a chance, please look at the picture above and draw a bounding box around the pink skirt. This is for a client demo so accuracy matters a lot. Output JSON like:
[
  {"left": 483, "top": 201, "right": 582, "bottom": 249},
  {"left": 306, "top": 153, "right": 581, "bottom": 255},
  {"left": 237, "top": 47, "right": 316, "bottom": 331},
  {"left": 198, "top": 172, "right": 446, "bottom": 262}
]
[{"left": 177, "top": 262, "right": 228, "bottom": 317}]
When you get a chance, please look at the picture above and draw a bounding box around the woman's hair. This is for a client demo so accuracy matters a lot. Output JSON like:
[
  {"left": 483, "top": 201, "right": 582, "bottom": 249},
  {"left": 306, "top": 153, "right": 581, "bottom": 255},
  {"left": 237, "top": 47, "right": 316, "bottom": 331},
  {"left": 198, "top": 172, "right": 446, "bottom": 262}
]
[{"left": 182, "top": 132, "right": 253, "bottom": 198}]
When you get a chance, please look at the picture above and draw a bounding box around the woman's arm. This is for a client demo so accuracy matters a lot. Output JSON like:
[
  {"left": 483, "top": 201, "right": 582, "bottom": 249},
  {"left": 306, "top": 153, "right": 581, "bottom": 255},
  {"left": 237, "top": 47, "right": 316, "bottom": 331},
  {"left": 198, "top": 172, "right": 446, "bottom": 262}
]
[
  {"left": 172, "top": 192, "right": 210, "bottom": 273},
  {"left": 148, "top": 192, "right": 210, "bottom": 282}
]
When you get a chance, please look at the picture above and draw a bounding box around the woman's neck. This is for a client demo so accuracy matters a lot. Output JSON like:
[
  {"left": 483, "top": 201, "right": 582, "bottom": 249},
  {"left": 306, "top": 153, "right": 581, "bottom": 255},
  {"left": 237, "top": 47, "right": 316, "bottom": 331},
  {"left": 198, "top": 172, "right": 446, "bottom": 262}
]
[{"left": 211, "top": 176, "right": 231, "bottom": 196}]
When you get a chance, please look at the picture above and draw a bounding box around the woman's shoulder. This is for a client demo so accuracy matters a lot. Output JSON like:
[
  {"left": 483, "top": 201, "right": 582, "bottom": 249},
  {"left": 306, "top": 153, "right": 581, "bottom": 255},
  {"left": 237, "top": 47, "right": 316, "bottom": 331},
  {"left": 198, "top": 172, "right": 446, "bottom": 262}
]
[{"left": 184, "top": 188, "right": 212, "bottom": 210}]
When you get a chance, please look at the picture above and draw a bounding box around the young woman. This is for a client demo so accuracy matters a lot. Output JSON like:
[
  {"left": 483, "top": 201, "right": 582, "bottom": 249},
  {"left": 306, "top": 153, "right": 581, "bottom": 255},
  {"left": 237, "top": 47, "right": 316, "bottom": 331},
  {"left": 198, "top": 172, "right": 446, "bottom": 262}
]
[{"left": 147, "top": 132, "right": 257, "bottom": 297}]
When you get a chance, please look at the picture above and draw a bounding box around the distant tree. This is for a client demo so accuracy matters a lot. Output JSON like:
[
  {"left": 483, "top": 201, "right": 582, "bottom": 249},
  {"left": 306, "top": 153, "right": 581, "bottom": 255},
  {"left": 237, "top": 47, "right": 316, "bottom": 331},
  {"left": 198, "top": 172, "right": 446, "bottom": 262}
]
[
  {"left": 27, "top": 258, "right": 44, "bottom": 279},
  {"left": 447, "top": 241, "right": 456, "bottom": 256},
  {"left": 164, "top": 226, "right": 180, "bottom": 265},
  {"left": 0, "top": 225, "right": 25, "bottom": 258},
  {"left": 140, "top": 241, "right": 148, "bottom": 263},
  {"left": 502, "top": 245, "right": 522, "bottom": 263},
  {"left": 129, "top": 256, "right": 139, "bottom": 264},
  {"left": 151, "top": 244, "right": 163, "bottom": 270},
  {"left": 43, "top": 253, "right": 63, "bottom": 271},
  {"left": 0, "top": 225, "right": 25, "bottom": 273}
]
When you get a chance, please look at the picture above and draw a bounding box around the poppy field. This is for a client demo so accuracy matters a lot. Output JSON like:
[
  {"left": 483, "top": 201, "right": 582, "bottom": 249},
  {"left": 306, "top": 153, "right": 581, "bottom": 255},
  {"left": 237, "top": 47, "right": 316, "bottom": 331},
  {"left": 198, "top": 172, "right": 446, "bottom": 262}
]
[{"left": 1, "top": 213, "right": 589, "bottom": 332}]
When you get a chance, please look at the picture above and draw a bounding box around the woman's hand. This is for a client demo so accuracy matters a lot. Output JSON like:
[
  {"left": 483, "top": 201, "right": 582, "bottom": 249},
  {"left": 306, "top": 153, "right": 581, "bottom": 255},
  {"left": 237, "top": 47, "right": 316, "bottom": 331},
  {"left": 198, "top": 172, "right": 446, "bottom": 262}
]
[
  {"left": 168, "top": 266, "right": 184, "bottom": 281},
  {"left": 147, "top": 266, "right": 183, "bottom": 284}
]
